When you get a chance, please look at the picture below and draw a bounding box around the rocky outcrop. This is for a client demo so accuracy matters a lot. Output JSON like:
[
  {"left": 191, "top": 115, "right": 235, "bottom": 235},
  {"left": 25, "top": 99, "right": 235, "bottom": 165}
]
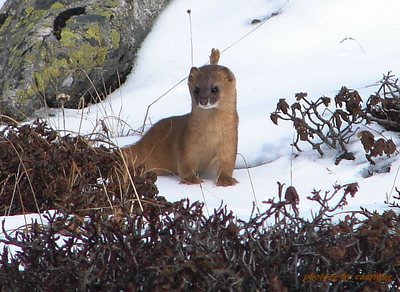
[{"left": 0, "top": 0, "right": 169, "bottom": 121}]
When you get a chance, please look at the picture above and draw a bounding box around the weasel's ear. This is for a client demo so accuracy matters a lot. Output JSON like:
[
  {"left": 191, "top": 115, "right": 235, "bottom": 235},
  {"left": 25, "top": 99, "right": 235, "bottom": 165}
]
[
  {"left": 188, "top": 67, "right": 200, "bottom": 81},
  {"left": 219, "top": 67, "right": 235, "bottom": 82}
]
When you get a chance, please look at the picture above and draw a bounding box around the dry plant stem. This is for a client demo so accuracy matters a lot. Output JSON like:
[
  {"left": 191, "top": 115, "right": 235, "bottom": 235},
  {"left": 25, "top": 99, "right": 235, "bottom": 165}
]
[
  {"left": 118, "top": 148, "right": 144, "bottom": 213},
  {"left": 96, "top": 116, "right": 138, "bottom": 137},
  {"left": 0, "top": 115, "right": 19, "bottom": 127},
  {"left": 198, "top": 179, "right": 209, "bottom": 217},
  {"left": 61, "top": 103, "right": 66, "bottom": 131},
  {"left": 77, "top": 96, "right": 85, "bottom": 135},
  {"left": 98, "top": 168, "right": 113, "bottom": 211},
  {"left": 275, "top": 111, "right": 334, "bottom": 156},
  {"left": 366, "top": 71, "right": 400, "bottom": 133},
  {"left": 116, "top": 70, "right": 124, "bottom": 120},
  {"left": 367, "top": 115, "right": 400, "bottom": 129},
  {"left": 5, "top": 138, "right": 43, "bottom": 224},
  {"left": 96, "top": 71, "right": 127, "bottom": 138},
  {"left": 304, "top": 100, "right": 350, "bottom": 153},
  {"left": 387, "top": 164, "right": 400, "bottom": 203},
  {"left": 378, "top": 71, "right": 400, "bottom": 98},
  {"left": 113, "top": 169, "right": 124, "bottom": 203},
  {"left": 0, "top": 178, "right": 8, "bottom": 213},
  {"left": 7, "top": 169, "right": 20, "bottom": 217},
  {"left": 307, "top": 183, "right": 358, "bottom": 224},
  {"left": 237, "top": 152, "right": 259, "bottom": 214},
  {"left": 140, "top": 76, "right": 188, "bottom": 133},
  {"left": 78, "top": 68, "right": 115, "bottom": 133},
  {"left": 16, "top": 183, "right": 29, "bottom": 229},
  {"left": 187, "top": 9, "right": 194, "bottom": 67}
]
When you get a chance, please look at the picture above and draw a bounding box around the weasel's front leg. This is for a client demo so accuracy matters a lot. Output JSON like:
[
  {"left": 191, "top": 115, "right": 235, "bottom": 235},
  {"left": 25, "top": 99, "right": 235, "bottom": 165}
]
[
  {"left": 180, "top": 175, "right": 203, "bottom": 185},
  {"left": 177, "top": 152, "right": 202, "bottom": 185},
  {"left": 216, "top": 161, "right": 238, "bottom": 187},
  {"left": 215, "top": 138, "right": 238, "bottom": 187},
  {"left": 216, "top": 175, "right": 238, "bottom": 187}
]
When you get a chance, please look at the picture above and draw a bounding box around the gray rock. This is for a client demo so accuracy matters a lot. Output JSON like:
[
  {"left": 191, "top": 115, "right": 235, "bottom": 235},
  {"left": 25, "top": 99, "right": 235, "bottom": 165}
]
[{"left": 0, "top": 0, "right": 169, "bottom": 121}]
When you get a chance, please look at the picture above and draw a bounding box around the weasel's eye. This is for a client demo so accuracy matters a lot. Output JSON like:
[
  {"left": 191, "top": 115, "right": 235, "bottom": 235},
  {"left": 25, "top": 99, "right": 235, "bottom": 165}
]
[
  {"left": 211, "top": 86, "right": 218, "bottom": 93},
  {"left": 194, "top": 86, "right": 200, "bottom": 94}
]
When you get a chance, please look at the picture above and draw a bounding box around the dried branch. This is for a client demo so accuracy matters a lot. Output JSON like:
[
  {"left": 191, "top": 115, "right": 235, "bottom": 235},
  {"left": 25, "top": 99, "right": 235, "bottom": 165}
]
[{"left": 271, "top": 83, "right": 398, "bottom": 166}]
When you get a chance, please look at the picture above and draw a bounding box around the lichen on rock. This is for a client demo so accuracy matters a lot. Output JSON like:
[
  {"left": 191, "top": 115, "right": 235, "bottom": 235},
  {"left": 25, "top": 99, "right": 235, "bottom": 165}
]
[{"left": 0, "top": 0, "right": 170, "bottom": 121}]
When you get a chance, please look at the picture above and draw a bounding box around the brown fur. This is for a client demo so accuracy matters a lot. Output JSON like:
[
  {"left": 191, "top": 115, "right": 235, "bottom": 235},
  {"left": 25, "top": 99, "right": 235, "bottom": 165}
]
[{"left": 121, "top": 64, "right": 238, "bottom": 186}]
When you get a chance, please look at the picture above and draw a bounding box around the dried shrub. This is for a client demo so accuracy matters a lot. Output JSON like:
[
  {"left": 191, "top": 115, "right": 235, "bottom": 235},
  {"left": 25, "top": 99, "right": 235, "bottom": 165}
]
[
  {"left": 0, "top": 183, "right": 399, "bottom": 291},
  {"left": 271, "top": 89, "right": 365, "bottom": 159},
  {"left": 271, "top": 84, "right": 398, "bottom": 165},
  {"left": 0, "top": 120, "right": 157, "bottom": 215}
]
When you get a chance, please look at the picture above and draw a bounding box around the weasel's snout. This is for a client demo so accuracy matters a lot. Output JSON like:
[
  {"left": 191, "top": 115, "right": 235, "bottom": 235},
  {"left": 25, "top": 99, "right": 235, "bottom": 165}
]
[{"left": 199, "top": 98, "right": 209, "bottom": 106}]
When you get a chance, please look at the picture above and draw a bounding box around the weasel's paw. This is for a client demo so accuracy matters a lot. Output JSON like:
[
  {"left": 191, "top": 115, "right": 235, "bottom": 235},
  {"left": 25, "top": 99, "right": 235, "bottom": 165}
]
[
  {"left": 180, "top": 176, "right": 203, "bottom": 185},
  {"left": 216, "top": 176, "right": 238, "bottom": 187}
]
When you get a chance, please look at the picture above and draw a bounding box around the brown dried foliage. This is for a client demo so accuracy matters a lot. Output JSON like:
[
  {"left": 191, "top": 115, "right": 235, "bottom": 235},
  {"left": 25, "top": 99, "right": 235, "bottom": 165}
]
[
  {"left": 0, "top": 120, "right": 157, "bottom": 215},
  {"left": 358, "top": 131, "right": 396, "bottom": 164},
  {"left": 271, "top": 88, "right": 365, "bottom": 159},
  {"left": 0, "top": 181, "right": 399, "bottom": 290},
  {"left": 367, "top": 71, "right": 400, "bottom": 131},
  {"left": 271, "top": 82, "right": 398, "bottom": 165}
]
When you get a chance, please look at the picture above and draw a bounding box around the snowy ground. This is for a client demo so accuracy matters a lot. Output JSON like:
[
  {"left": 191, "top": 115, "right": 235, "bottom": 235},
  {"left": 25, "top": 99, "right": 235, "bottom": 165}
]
[{"left": 1, "top": 0, "right": 400, "bottom": 227}]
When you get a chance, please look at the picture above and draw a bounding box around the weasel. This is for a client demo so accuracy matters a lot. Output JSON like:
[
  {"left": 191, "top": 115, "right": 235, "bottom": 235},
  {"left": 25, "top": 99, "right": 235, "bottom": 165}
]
[{"left": 121, "top": 61, "right": 238, "bottom": 186}]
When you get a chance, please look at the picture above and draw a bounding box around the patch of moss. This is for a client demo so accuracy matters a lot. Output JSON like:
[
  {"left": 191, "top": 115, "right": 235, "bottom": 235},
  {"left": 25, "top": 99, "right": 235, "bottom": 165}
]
[
  {"left": 50, "top": 2, "right": 65, "bottom": 10},
  {"left": 33, "top": 66, "right": 61, "bottom": 92},
  {"left": 85, "top": 25, "right": 103, "bottom": 44},
  {"left": 23, "top": 7, "right": 35, "bottom": 17},
  {"left": 39, "top": 45, "right": 48, "bottom": 60},
  {"left": 70, "top": 43, "right": 108, "bottom": 68},
  {"left": 21, "top": 7, "right": 47, "bottom": 23},
  {"left": 34, "top": 23, "right": 110, "bottom": 91},
  {"left": 25, "top": 84, "right": 37, "bottom": 98},
  {"left": 15, "top": 86, "right": 36, "bottom": 107},
  {"left": 31, "top": 9, "right": 48, "bottom": 21},
  {"left": 24, "top": 52, "right": 37, "bottom": 64},
  {"left": 60, "top": 28, "right": 80, "bottom": 47},
  {"left": 58, "top": 58, "right": 68, "bottom": 67},
  {"left": 97, "top": 10, "right": 114, "bottom": 20},
  {"left": 111, "top": 29, "right": 120, "bottom": 49},
  {"left": 17, "top": 56, "right": 70, "bottom": 103}
]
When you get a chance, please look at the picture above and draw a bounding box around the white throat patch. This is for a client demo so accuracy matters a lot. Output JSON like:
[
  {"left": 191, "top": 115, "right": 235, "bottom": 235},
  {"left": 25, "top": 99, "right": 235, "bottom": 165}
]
[{"left": 198, "top": 102, "right": 219, "bottom": 110}]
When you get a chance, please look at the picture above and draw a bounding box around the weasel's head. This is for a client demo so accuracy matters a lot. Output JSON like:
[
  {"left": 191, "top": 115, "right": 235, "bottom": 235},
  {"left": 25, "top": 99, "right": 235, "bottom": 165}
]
[{"left": 188, "top": 65, "right": 236, "bottom": 110}]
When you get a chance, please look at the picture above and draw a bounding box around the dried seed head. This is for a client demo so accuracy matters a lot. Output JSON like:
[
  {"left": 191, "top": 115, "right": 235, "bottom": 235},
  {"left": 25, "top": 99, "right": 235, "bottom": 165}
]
[
  {"left": 295, "top": 92, "right": 307, "bottom": 101},
  {"left": 56, "top": 93, "right": 71, "bottom": 103},
  {"left": 322, "top": 96, "right": 331, "bottom": 107},
  {"left": 285, "top": 186, "right": 299, "bottom": 204},
  {"left": 270, "top": 113, "right": 279, "bottom": 125}
]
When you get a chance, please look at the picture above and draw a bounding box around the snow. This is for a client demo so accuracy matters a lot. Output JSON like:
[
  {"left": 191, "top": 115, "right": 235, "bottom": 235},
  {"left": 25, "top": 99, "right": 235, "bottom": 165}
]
[{"left": 1, "top": 0, "right": 400, "bottom": 233}]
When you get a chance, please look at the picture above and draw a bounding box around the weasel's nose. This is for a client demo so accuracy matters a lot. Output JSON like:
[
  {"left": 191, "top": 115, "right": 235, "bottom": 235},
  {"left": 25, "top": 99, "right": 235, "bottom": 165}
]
[{"left": 199, "top": 98, "right": 209, "bottom": 106}]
